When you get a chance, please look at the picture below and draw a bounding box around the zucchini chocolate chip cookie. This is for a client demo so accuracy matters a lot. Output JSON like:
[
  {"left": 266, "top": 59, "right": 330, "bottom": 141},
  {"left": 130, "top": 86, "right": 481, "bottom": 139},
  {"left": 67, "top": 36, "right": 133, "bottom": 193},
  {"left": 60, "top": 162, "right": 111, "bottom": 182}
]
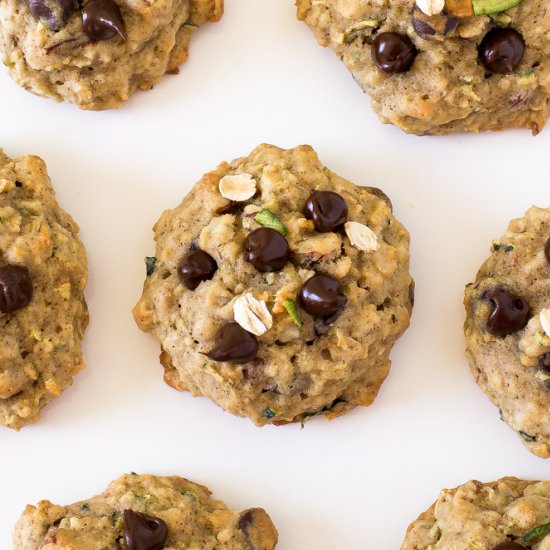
[
  {"left": 0, "top": 150, "right": 87, "bottom": 430},
  {"left": 465, "top": 207, "right": 550, "bottom": 458},
  {"left": 0, "top": 0, "right": 222, "bottom": 110},
  {"left": 13, "top": 473, "right": 278, "bottom": 549},
  {"left": 296, "top": 0, "right": 550, "bottom": 135},
  {"left": 402, "top": 477, "right": 550, "bottom": 549},
  {"left": 134, "top": 144, "right": 413, "bottom": 426}
]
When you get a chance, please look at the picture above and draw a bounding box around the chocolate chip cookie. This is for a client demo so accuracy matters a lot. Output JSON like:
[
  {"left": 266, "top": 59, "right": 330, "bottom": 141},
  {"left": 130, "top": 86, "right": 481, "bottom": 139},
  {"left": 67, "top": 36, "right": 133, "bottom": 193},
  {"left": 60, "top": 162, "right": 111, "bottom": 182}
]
[
  {"left": 464, "top": 206, "right": 550, "bottom": 457},
  {"left": 297, "top": 0, "right": 550, "bottom": 135},
  {"left": 133, "top": 144, "right": 413, "bottom": 426},
  {"left": 0, "top": 0, "right": 222, "bottom": 110},
  {"left": 13, "top": 473, "right": 278, "bottom": 549},
  {"left": 0, "top": 149, "right": 88, "bottom": 430},
  {"left": 402, "top": 477, "right": 550, "bottom": 549}
]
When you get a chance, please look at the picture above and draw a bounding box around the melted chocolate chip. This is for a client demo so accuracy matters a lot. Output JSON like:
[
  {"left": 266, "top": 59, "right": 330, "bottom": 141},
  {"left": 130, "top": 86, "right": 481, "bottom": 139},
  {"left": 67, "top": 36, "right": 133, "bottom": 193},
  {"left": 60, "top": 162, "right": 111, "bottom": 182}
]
[
  {"left": 545, "top": 236, "right": 550, "bottom": 264},
  {"left": 82, "top": 0, "right": 126, "bottom": 42},
  {"left": 177, "top": 249, "right": 217, "bottom": 290},
  {"left": 493, "top": 543, "right": 525, "bottom": 550},
  {"left": 484, "top": 287, "right": 530, "bottom": 337},
  {"left": 303, "top": 191, "right": 348, "bottom": 233},
  {"left": 299, "top": 273, "right": 347, "bottom": 319},
  {"left": 123, "top": 510, "right": 168, "bottom": 550},
  {"left": 244, "top": 228, "right": 290, "bottom": 272},
  {"left": 0, "top": 265, "right": 33, "bottom": 313},
  {"left": 372, "top": 32, "right": 417, "bottom": 73},
  {"left": 28, "top": 0, "right": 76, "bottom": 31},
  {"left": 479, "top": 28, "right": 525, "bottom": 74},
  {"left": 206, "top": 322, "right": 258, "bottom": 364}
]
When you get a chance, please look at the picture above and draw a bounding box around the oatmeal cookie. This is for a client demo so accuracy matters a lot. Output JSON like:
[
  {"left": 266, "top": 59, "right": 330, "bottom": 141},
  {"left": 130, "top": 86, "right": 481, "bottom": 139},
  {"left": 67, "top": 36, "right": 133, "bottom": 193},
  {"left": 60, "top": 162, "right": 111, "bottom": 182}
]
[
  {"left": 0, "top": 149, "right": 88, "bottom": 430},
  {"left": 13, "top": 473, "right": 278, "bottom": 549},
  {"left": 402, "top": 477, "right": 550, "bottom": 549},
  {"left": 296, "top": 0, "right": 550, "bottom": 135},
  {"left": 464, "top": 206, "right": 550, "bottom": 457},
  {"left": 0, "top": 0, "right": 223, "bottom": 109},
  {"left": 134, "top": 144, "right": 413, "bottom": 426}
]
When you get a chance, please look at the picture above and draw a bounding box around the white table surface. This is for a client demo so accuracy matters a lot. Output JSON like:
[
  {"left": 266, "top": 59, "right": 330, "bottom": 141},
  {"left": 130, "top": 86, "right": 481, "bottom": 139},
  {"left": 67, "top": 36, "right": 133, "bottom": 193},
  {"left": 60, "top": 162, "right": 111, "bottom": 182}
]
[{"left": 1, "top": 1, "right": 549, "bottom": 548}]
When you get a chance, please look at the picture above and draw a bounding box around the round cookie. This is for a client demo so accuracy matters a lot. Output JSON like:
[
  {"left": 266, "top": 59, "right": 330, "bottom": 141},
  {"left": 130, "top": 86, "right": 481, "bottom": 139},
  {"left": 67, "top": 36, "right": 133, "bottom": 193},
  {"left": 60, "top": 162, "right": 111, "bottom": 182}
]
[
  {"left": 402, "top": 477, "right": 550, "bottom": 549},
  {"left": 0, "top": 149, "right": 88, "bottom": 430},
  {"left": 464, "top": 206, "right": 550, "bottom": 458},
  {"left": 297, "top": 0, "right": 550, "bottom": 135},
  {"left": 0, "top": 0, "right": 223, "bottom": 110},
  {"left": 13, "top": 473, "right": 278, "bottom": 549},
  {"left": 134, "top": 144, "right": 413, "bottom": 426}
]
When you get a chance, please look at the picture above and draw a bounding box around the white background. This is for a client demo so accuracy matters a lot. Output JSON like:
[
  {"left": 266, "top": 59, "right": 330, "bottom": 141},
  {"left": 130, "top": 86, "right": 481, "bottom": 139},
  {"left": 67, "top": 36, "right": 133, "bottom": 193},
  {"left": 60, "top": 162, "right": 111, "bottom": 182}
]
[{"left": 1, "top": 1, "right": 549, "bottom": 548}]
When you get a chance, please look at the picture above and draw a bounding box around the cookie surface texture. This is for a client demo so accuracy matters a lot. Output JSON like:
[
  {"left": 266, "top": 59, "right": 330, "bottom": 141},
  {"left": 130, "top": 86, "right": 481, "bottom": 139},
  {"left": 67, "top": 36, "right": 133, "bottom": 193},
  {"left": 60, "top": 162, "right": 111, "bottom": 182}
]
[
  {"left": 402, "top": 477, "right": 550, "bottom": 549},
  {"left": 0, "top": 0, "right": 223, "bottom": 109},
  {"left": 13, "top": 473, "right": 278, "bottom": 549},
  {"left": 0, "top": 149, "right": 88, "bottom": 430},
  {"left": 464, "top": 206, "right": 550, "bottom": 457},
  {"left": 134, "top": 143, "right": 413, "bottom": 426},
  {"left": 296, "top": 0, "right": 550, "bottom": 135}
]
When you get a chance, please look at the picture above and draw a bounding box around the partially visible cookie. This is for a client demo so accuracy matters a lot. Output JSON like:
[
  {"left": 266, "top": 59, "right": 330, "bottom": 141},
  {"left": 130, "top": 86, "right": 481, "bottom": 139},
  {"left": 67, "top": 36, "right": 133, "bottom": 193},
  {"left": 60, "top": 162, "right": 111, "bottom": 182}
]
[
  {"left": 297, "top": 0, "right": 550, "bottom": 135},
  {"left": 134, "top": 144, "right": 413, "bottom": 426},
  {"left": 0, "top": 149, "right": 88, "bottom": 429},
  {"left": 402, "top": 477, "right": 550, "bottom": 549},
  {"left": 0, "top": 0, "right": 223, "bottom": 110},
  {"left": 13, "top": 473, "right": 278, "bottom": 549},
  {"left": 464, "top": 206, "right": 550, "bottom": 457}
]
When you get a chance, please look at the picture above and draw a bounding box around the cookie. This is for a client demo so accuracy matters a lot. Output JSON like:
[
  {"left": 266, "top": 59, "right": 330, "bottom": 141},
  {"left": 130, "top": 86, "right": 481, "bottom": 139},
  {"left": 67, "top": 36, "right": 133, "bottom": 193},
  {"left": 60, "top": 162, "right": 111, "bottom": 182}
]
[
  {"left": 0, "top": 0, "right": 223, "bottom": 110},
  {"left": 402, "top": 477, "right": 550, "bottom": 549},
  {"left": 464, "top": 206, "right": 550, "bottom": 457},
  {"left": 13, "top": 473, "right": 278, "bottom": 549},
  {"left": 134, "top": 144, "right": 413, "bottom": 426},
  {"left": 296, "top": 0, "right": 550, "bottom": 135},
  {"left": 0, "top": 149, "right": 88, "bottom": 430}
]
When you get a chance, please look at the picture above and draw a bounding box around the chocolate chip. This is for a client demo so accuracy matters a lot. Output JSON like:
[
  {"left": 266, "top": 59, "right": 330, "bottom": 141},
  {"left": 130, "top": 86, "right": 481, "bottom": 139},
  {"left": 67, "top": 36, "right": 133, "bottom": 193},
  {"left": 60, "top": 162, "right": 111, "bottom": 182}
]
[
  {"left": 0, "top": 265, "right": 33, "bottom": 314},
  {"left": 123, "top": 510, "right": 168, "bottom": 550},
  {"left": 372, "top": 32, "right": 417, "bottom": 73},
  {"left": 244, "top": 228, "right": 290, "bottom": 272},
  {"left": 82, "top": 0, "right": 126, "bottom": 42},
  {"left": 484, "top": 287, "right": 530, "bottom": 337},
  {"left": 493, "top": 543, "right": 525, "bottom": 550},
  {"left": 479, "top": 28, "right": 525, "bottom": 74},
  {"left": 411, "top": 9, "right": 458, "bottom": 40},
  {"left": 538, "top": 352, "right": 550, "bottom": 375},
  {"left": 408, "top": 281, "right": 415, "bottom": 306},
  {"left": 303, "top": 191, "right": 348, "bottom": 233},
  {"left": 545, "top": 236, "right": 550, "bottom": 264},
  {"left": 206, "top": 322, "right": 258, "bottom": 364},
  {"left": 177, "top": 249, "right": 217, "bottom": 290},
  {"left": 28, "top": 0, "right": 76, "bottom": 31},
  {"left": 299, "top": 273, "right": 347, "bottom": 318}
]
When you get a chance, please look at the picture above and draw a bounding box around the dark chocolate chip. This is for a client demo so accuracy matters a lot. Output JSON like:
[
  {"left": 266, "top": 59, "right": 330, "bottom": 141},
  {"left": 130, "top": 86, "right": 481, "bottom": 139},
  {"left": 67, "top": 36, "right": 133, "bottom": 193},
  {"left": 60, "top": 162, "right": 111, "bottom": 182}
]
[
  {"left": 123, "top": 510, "right": 168, "bottom": 550},
  {"left": 28, "top": 0, "right": 76, "bottom": 31},
  {"left": 206, "top": 322, "right": 258, "bottom": 364},
  {"left": 545, "top": 236, "right": 550, "bottom": 264},
  {"left": 244, "top": 228, "right": 290, "bottom": 272},
  {"left": 82, "top": 0, "right": 126, "bottom": 42},
  {"left": 0, "top": 265, "right": 33, "bottom": 313},
  {"left": 177, "top": 249, "right": 217, "bottom": 290},
  {"left": 411, "top": 9, "right": 458, "bottom": 40},
  {"left": 408, "top": 281, "right": 415, "bottom": 306},
  {"left": 479, "top": 28, "right": 525, "bottom": 74},
  {"left": 493, "top": 543, "right": 525, "bottom": 550},
  {"left": 484, "top": 287, "right": 530, "bottom": 337},
  {"left": 538, "top": 352, "right": 550, "bottom": 375},
  {"left": 299, "top": 273, "right": 347, "bottom": 318},
  {"left": 303, "top": 191, "right": 348, "bottom": 233},
  {"left": 372, "top": 32, "right": 417, "bottom": 73}
]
